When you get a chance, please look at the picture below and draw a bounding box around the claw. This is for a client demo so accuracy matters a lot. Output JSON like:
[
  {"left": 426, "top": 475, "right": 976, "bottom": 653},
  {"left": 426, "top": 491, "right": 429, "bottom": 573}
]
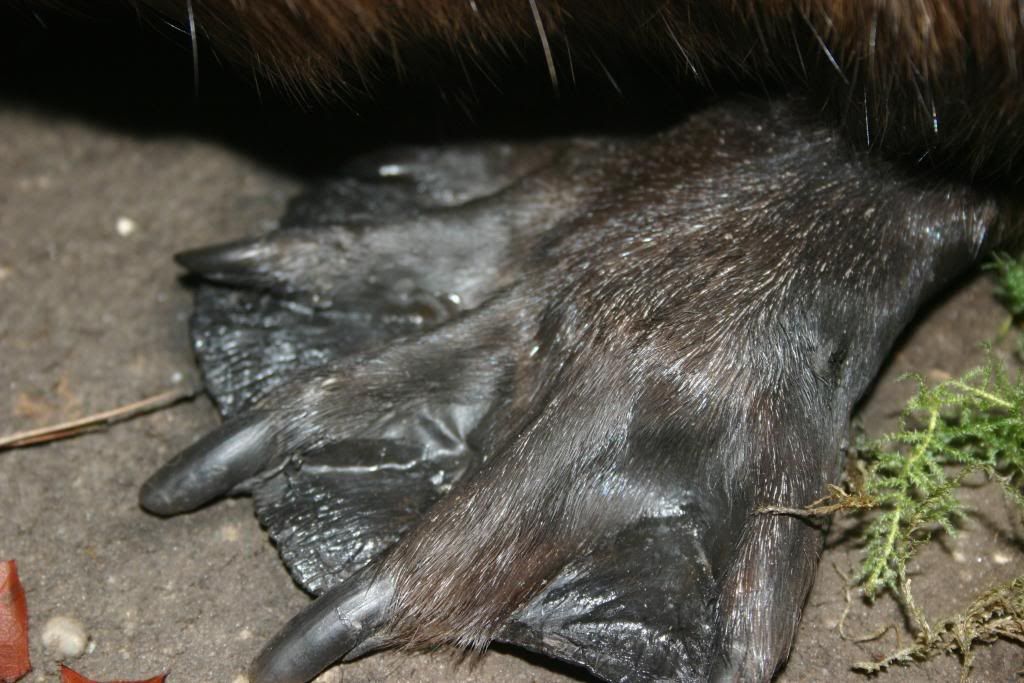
[
  {"left": 139, "top": 413, "right": 277, "bottom": 515},
  {"left": 175, "top": 229, "right": 347, "bottom": 296},
  {"left": 175, "top": 237, "right": 283, "bottom": 289},
  {"left": 176, "top": 236, "right": 266, "bottom": 276},
  {"left": 249, "top": 569, "right": 393, "bottom": 683}
]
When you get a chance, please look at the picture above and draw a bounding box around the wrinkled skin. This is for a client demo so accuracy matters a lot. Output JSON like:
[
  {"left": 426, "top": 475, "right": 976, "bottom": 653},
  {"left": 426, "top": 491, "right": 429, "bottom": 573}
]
[{"left": 140, "top": 100, "right": 1002, "bottom": 682}]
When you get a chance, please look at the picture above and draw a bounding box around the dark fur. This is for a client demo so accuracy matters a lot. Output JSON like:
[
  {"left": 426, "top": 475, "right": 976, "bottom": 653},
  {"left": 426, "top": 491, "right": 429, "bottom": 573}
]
[{"left": 130, "top": 0, "right": 1024, "bottom": 177}]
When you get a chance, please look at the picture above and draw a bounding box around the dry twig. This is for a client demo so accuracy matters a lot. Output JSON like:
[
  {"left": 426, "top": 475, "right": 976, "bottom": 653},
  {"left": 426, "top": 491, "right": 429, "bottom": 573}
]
[{"left": 0, "top": 386, "right": 198, "bottom": 450}]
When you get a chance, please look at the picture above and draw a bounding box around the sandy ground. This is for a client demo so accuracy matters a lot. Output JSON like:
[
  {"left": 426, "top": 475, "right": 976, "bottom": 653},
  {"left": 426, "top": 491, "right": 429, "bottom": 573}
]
[{"left": 1, "top": 9, "right": 1021, "bottom": 683}]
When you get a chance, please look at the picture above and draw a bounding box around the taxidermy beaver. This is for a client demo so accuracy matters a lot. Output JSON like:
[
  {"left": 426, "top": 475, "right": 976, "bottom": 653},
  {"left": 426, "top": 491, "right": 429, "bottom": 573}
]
[{"left": 43, "top": 1, "right": 1023, "bottom": 681}]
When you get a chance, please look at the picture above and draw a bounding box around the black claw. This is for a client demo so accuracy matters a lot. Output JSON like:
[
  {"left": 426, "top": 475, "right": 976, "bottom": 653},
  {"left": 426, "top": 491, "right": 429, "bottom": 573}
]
[
  {"left": 139, "top": 413, "right": 277, "bottom": 515},
  {"left": 250, "top": 569, "right": 392, "bottom": 683},
  {"left": 175, "top": 238, "right": 277, "bottom": 287}
]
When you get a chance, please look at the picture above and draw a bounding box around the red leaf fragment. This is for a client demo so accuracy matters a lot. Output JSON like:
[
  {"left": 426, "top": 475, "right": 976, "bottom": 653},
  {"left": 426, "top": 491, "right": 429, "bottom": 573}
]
[
  {"left": 0, "top": 560, "right": 31, "bottom": 683},
  {"left": 60, "top": 666, "right": 167, "bottom": 683}
]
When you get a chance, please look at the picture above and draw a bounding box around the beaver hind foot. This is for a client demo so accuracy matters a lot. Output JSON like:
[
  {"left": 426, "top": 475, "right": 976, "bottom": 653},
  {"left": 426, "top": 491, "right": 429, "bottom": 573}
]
[{"left": 140, "top": 99, "right": 998, "bottom": 683}]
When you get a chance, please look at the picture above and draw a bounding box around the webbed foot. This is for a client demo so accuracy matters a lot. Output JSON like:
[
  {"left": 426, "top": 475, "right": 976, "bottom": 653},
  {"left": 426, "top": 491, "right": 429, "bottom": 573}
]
[{"left": 142, "top": 100, "right": 998, "bottom": 682}]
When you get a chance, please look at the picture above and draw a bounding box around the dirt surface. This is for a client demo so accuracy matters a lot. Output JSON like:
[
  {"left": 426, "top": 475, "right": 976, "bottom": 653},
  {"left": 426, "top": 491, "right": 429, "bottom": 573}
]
[{"left": 1, "top": 10, "right": 1022, "bottom": 683}]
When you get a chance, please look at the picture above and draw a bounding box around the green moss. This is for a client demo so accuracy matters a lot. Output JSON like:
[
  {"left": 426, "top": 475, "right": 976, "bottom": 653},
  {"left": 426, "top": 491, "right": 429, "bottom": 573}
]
[
  {"left": 988, "top": 253, "right": 1024, "bottom": 319},
  {"left": 855, "top": 357, "right": 1024, "bottom": 601}
]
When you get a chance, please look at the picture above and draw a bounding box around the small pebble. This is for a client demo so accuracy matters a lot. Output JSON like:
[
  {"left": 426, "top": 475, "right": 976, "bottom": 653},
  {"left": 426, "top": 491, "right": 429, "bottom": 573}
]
[
  {"left": 230, "top": 676, "right": 249, "bottom": 683},
  {"left": 992, "top": 551, "right": 1012, "bottom": 565},
  {"left": 115, "top": 216, "right": 138, "bottom": 237},
  {"left": 41, "top": 615, "right": 90, "bottom": 659}
]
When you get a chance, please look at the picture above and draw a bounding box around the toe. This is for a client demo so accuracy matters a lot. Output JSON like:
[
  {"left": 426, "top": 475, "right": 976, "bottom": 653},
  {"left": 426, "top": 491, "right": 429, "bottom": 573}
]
[
  {"left": 139, "top": 412, "right": 277, "bottom": 515},
  {"left": 249, "top": 569, "right": 392, "bottom": 683}
]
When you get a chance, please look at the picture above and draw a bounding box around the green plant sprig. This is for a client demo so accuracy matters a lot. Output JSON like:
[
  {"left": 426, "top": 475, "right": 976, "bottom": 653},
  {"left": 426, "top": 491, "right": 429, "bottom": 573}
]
[
  {"left": 988, "top": 253, "right": 1024, "bottom": 319},
  {"left": 856, "top": 357, "right": 1024, "bottom": 602}
]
